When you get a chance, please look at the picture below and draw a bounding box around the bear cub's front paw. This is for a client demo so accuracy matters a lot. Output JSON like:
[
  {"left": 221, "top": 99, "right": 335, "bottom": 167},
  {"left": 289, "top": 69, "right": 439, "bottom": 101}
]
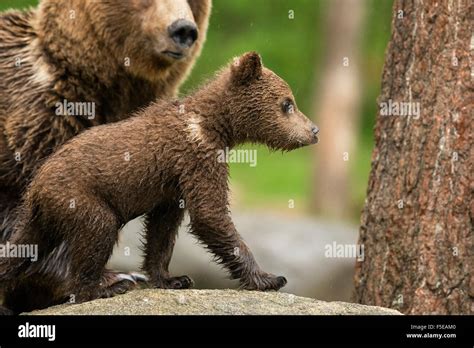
[{"left": 240, "top": 272, "right": 287, "bottom": 291}]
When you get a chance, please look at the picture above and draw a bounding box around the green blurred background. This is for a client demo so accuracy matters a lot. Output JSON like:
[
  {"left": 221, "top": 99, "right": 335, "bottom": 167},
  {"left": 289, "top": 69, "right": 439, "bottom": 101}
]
[{"left": 1, "top": 0, "right": 393, "bottom": 223}]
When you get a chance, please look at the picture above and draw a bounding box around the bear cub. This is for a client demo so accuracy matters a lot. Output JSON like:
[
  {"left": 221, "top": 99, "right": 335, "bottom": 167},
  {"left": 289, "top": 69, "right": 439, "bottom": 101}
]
[{"left": 1, "top": 52, "right": 319, "bottom": 313}]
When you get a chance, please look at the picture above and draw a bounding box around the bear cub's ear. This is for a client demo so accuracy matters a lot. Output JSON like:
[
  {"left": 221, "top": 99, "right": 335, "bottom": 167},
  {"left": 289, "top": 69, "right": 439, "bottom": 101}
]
[{"left": 231, "top": 52, "right": 263, "bottom": 85}]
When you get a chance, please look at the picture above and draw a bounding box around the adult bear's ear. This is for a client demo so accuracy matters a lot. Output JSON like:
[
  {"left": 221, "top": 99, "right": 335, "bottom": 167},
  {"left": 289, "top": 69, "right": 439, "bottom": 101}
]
[{"left": 231, "top": 52, "right": 263, "bottom": 85}]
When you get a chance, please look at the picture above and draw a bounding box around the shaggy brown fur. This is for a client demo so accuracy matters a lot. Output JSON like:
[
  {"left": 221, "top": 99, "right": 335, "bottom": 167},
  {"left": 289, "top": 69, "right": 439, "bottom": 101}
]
[
  {"left": 0, "top": 0, "right": 211, "bottom": 242},
  {"left": 0, "top": 52, "right": 319, "bottom": 313}
]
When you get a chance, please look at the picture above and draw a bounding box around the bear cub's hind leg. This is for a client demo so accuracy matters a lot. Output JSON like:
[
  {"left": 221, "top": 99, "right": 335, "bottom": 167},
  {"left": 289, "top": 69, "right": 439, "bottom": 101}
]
[{"left": 55, "top": 201, "right": 140, "bottom": 304}]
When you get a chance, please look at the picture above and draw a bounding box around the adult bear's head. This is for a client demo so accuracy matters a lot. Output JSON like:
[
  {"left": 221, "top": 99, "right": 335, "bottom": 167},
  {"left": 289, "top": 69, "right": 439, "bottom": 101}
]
[{"left": 36, "top": 0, "right": 212, "bottom": 81}]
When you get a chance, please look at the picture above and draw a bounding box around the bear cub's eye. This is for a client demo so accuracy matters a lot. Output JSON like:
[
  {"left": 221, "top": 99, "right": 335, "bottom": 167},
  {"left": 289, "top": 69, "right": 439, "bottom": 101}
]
[{"left": 282, "top": 99, "right": 295, "bottom": 115}]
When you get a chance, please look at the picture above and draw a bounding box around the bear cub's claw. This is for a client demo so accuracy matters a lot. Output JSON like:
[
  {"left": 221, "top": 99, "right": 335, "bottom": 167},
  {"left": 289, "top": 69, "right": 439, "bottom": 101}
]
[
  {"left": 102, "top": 270, "right": 149, "bottom": 286},
  {"left": 153, "top": 275, "right": 194, "bottom": 289},
  {"left": 101, "top": 278, "right": 137, "bottom": 298},
  {"left": 99, "top": 270, "right": 144, "bottom": 298}
]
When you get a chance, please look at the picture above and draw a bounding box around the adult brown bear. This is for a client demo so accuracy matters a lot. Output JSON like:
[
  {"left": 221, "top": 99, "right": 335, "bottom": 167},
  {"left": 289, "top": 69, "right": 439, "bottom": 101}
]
[{"left": 0, "top": 0, "right": 211, "bottom": 241}]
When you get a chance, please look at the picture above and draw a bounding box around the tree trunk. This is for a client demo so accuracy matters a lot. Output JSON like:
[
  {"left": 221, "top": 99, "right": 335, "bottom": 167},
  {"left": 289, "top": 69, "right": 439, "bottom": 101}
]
[
  {"left": 312, "top": 0, "right": 366, "bottom": 219},
  {"left": 354, "top": 0, "right": 473, "bottom": 314}
]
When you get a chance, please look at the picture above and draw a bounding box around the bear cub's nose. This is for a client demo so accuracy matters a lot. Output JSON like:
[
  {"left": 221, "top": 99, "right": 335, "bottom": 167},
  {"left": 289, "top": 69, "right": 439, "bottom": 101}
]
[
  {"left": 311, "top": 125, "right": 320, "bottom": 136},
  {"left": 168, "top": 19, "right": 198, "bottom": 49}
]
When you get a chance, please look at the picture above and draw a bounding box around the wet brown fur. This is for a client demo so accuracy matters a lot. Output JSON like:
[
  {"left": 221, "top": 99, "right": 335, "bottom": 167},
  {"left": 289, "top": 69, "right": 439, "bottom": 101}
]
[
  {"left": 0, "top": 53, "right": 318, "bottom": 313},
  {"left": 0, "top": 0, "right": 211, "bottom": 241}
]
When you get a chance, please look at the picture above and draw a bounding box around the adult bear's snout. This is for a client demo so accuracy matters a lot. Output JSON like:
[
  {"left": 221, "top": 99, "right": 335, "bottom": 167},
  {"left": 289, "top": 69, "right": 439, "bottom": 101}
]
[{"left": 168, "top": 19, "right": 198, "bottom": 49}]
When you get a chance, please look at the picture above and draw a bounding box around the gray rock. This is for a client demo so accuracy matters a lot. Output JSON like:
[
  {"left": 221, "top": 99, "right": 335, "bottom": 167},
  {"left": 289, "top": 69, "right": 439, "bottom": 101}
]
[{"left": 28, "top": 289, "right": 402, "bottom": 315}]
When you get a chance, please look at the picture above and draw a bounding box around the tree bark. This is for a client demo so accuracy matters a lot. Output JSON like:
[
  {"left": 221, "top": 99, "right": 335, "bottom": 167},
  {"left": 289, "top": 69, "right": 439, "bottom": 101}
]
[{"left": 354, "top": 0, "right": 473, "bottom": 314}]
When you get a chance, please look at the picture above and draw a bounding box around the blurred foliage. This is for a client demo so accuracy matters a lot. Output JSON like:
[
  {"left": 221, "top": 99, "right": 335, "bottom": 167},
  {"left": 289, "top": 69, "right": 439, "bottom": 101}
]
[
  {"left": 1, "top": 0, "right": 393, "bottom": 221},
  {"left": 0, "top": 0, "right": 34, "bottom": 9}
]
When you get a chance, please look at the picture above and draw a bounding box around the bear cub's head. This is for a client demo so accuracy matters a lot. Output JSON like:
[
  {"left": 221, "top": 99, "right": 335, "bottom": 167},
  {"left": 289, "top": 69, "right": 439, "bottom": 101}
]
[{"left": 226, "top": 52, "right": 319, "bottom": 151}]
